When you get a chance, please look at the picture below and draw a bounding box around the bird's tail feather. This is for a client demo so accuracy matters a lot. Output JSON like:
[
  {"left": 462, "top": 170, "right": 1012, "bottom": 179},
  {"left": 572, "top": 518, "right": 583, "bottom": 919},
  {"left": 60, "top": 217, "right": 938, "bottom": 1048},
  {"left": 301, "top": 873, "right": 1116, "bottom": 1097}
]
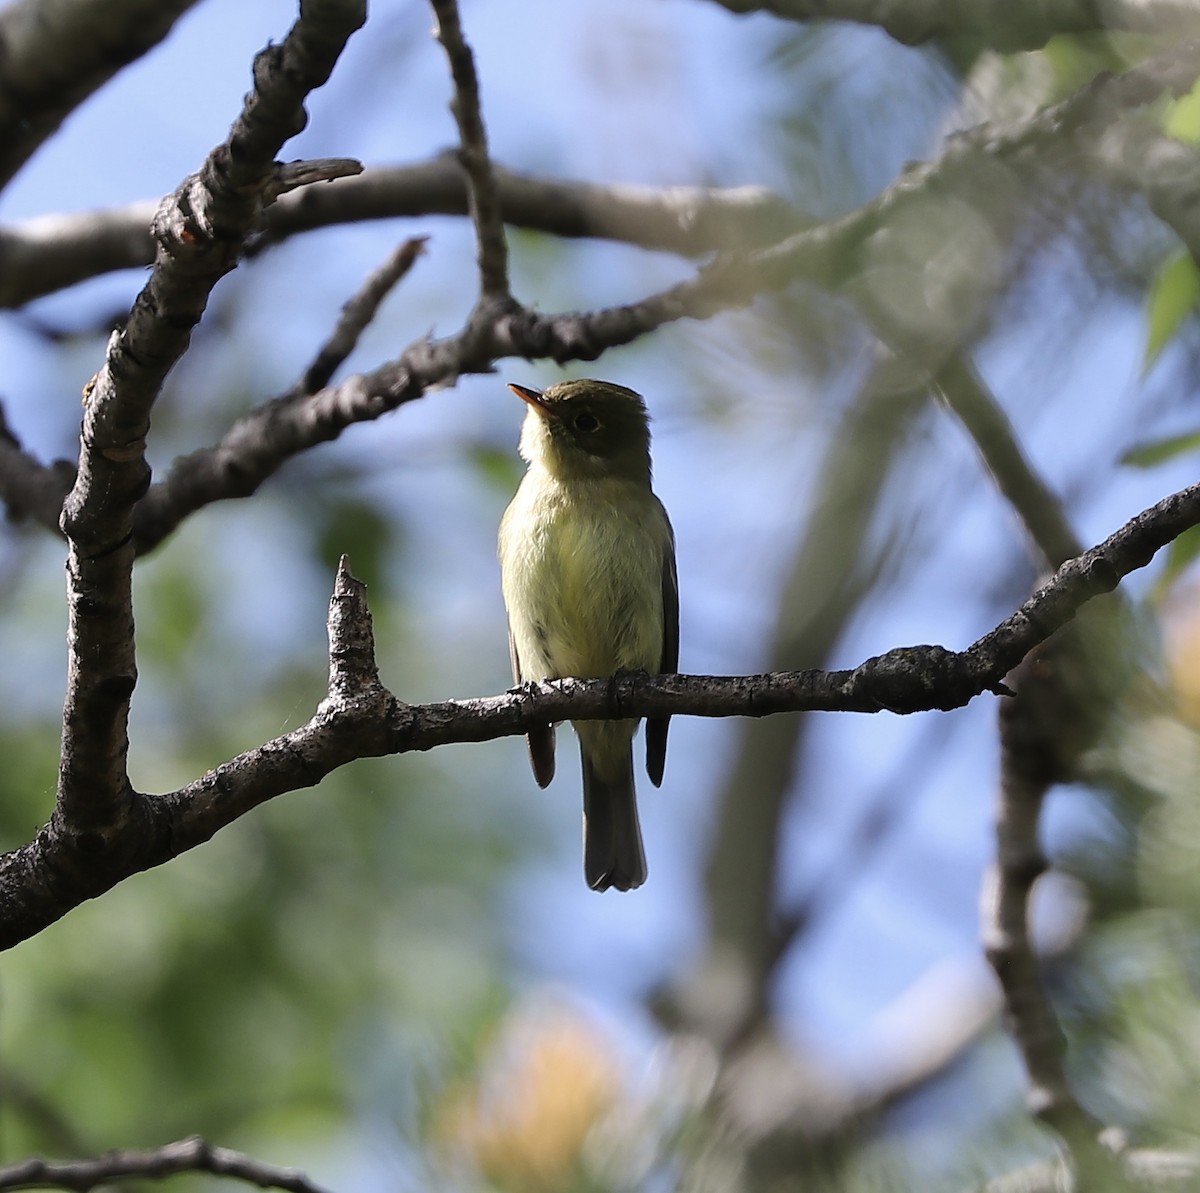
[{"left": 581, "top": 748, "right": 646, "bottom": 892}]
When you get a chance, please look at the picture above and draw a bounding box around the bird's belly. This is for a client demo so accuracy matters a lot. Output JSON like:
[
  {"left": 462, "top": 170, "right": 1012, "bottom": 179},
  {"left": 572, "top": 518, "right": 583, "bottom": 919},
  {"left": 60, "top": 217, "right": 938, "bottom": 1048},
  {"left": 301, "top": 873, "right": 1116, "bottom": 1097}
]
[{"left": 506, "top": 502, "right": 664, "bottom": 682}]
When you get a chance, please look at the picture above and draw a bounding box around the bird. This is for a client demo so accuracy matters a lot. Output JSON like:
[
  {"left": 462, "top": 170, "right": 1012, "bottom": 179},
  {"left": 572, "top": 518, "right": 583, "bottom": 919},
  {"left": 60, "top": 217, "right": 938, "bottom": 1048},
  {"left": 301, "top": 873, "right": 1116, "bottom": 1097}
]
[{"left": 498, "top": 379, "right": 678, "bottom": 891}]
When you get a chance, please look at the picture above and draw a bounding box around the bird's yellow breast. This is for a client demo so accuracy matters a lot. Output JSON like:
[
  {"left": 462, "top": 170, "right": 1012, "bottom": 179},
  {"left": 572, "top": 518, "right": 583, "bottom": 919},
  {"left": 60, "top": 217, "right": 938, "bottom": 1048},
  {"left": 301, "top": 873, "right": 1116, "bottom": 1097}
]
[{"left": 499, "top": 471, "right": 668, "bottom": 683}]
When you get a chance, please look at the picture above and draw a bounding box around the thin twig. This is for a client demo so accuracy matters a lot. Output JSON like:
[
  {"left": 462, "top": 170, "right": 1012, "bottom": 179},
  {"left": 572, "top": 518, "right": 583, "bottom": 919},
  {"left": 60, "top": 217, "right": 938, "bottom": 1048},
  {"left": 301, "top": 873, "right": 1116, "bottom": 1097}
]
[
  {"left": 429, "top": 0, "right": 511, "bottom": 302},
  {"left": 0, "top": 1136, "right": 331, "bottom": 1193},
  {"left": 299, "top": 236, "right": 428, "bottom": 394}
]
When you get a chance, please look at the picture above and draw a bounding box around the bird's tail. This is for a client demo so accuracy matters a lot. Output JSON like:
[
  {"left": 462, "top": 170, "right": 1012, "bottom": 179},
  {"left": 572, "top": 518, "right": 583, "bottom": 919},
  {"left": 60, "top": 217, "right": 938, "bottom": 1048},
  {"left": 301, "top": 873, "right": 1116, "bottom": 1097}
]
[{"left": 581, "top": 741, "right": 646, "bottom": 892}]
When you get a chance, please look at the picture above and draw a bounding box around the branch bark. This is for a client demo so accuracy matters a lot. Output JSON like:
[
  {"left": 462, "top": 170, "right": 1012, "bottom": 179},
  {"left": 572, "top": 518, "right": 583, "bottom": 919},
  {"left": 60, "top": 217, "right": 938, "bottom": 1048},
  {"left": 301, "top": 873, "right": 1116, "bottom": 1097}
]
[
  {"left": 53, "top": 1, "right": 366, "bottom": 857},
  {"left": 0, "top": 0, "right": 202, "bottom": 190}
]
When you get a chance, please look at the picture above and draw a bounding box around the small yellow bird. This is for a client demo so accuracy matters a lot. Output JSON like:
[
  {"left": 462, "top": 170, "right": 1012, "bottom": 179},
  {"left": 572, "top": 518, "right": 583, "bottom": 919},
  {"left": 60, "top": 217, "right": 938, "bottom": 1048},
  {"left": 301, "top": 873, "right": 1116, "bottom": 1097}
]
[{"left": 498, "top": 380, "right": 678, "bottom": 891}]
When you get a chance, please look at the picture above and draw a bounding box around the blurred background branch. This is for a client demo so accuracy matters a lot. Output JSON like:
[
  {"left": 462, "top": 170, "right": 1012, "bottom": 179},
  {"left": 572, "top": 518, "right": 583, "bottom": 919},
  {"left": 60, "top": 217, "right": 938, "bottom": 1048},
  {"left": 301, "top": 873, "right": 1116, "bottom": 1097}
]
[{"left": 701, "top": 0, "right": 1200, "bottom": 46}]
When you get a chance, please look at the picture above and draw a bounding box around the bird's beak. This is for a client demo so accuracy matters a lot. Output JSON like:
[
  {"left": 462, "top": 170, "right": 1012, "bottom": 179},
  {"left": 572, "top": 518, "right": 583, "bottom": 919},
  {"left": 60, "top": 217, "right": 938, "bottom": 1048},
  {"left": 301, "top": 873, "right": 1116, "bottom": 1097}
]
[{"left": 508, "top": 383, "right": 553, "bottom": 417}]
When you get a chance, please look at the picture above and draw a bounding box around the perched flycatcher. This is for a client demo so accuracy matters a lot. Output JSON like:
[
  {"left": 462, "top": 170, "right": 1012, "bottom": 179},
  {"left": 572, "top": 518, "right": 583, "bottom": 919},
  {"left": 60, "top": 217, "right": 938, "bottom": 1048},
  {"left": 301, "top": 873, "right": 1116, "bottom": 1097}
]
[{"left": 498, "top": 379, "right": 678, "bottom": 891}]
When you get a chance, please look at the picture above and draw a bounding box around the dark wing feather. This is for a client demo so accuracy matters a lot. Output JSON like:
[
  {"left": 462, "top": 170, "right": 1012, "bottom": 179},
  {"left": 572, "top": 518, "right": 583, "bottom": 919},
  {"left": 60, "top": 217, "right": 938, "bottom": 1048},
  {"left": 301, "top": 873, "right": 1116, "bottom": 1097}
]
[
  {"left": 509, "top": 622, "right": 556, "bottom": 788},
  {"left": 645, "top": 513, "right": 678, "bottom": 787}
]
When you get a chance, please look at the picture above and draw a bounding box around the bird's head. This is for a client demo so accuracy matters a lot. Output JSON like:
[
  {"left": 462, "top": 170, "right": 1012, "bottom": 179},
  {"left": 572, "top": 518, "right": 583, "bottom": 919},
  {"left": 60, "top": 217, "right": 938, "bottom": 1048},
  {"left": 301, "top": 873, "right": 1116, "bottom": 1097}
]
[{"left": 510, "top": 379, "right": 653, "bottom": 485}]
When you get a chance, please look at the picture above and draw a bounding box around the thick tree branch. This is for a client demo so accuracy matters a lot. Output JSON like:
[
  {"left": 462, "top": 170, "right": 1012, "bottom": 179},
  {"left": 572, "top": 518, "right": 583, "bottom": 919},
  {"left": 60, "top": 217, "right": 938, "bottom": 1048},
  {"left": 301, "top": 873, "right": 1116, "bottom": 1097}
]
[
  {"left": 54, "top": 1, "right": 366, "bottom": 850},
  {"left": 429, "top": 0, "right": 511, "bottom": 303},
  {"left": 703, "top": 0, "right": 1200, "bottom": 51},
  {"left": 0, "top": 1136, "right": 329, "bottom": 1193},
  {"left": 260, "top": 156, "right": 803, "bottom": 257},
  {"left": 0, "top": 0, "right": 201, "bottom": 190},
  {"left": 1, "top": 484, "right": 1195, "bottom": 950}
]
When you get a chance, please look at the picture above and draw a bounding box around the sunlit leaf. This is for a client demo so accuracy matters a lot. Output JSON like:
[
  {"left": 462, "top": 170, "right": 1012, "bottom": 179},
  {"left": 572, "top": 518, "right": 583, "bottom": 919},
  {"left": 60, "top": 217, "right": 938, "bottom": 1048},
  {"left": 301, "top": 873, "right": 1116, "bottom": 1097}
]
[
  {"left": 1159, "top": 524, "right": 1200, "bottom": 593},
  {"left": 1164, "top": 77, "right": 1200, "bottom": 145},
  {"left": 1042, "top": 34, "right": 1129, "bottom": 98},
  {"left": 1144, "top": 252, "right": 1200, "bottom": 368},
  {"left": 1121, "top": 428, "right": 1200, "bottom": 469}
]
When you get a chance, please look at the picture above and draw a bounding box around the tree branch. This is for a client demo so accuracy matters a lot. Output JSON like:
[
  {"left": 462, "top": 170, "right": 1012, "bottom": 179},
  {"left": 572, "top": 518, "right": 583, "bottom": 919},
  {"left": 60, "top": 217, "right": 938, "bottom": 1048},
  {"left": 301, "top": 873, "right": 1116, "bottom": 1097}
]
[
  {"left": 0, "top": 161, "right": 802, "bottom": 309},
  {"left": 54, "top": 1, "right": 366, "bottom": 847},
  {"left": 2, "top": 484, "right": 1195, "bottom": 949},
  {"left": 983, "top": 639, "right": 1112, "bottom": 1177},
  {"left": 429, "top": 0, "right": 511, "bottom": 303},
  {"left": 298, "top": 236, "right": 428, "bottom": 394},
  {"left": 7, "top": 44, "right": 1194, "bottom": 312},
  {"left": 8, "top": 44, "right": 1197, "bottom": 316},
  {"left": 0, "top": 403, "right": 75, "bottom": 536},
  {"left": 934, "top": 354, "right": 1083, "bottom": 570},
  {"left": 982, "top": 595, "right": 1132, "bottom": 1182},
  {"left": 0, "top": 0, "right": 201, "bottom": 190},
  {"left": 0, "top": 1136, "right": 330, "bottom": 1193},
  {"left": 702, "top": 0, "right": 1200, "bottom": 51}
]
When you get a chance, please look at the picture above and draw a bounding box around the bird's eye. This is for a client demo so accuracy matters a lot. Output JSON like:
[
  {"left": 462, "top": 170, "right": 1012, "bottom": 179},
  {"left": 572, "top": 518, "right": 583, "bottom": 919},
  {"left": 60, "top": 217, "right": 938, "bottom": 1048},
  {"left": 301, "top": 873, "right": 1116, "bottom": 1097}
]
[{"left": 573, "top": 412, "right": 600, "bottom": 433}]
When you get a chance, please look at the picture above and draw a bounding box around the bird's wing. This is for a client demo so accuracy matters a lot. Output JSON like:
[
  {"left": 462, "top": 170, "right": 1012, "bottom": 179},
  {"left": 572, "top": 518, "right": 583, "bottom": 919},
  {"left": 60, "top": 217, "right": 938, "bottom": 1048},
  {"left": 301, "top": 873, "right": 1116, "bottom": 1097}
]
[
  {"left": 509, "top": 620, "right": 556, "bottom": 788},
  {"left": 507, "top": 621, "right": 523, "bottom": 685},
  {"left": 645, "top": 512, "right": 678, "bottom": 787}
]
